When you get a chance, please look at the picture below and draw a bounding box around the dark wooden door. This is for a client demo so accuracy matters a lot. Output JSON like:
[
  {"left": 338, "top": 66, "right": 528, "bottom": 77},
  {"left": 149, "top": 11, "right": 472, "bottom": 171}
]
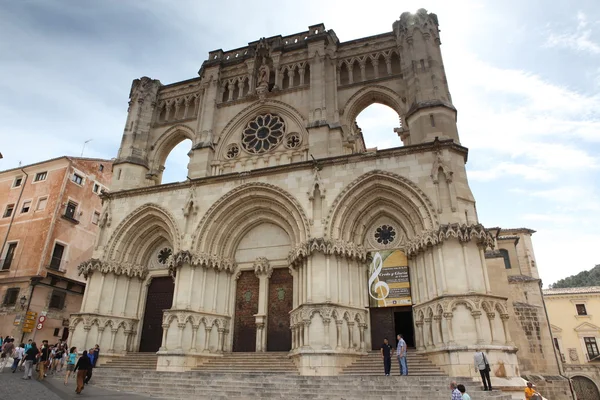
[
  {"left": 139, "top": 277, "right": 174, "bottom": 352},
  {"left": 267, "top": 268, "right": 293, "bottom": 351},
  {"left": 370, "top": 307, "right": 395, "bottom": 350},
  {"left": 233, "top": 271, "right": 259, "bottom": 352}
]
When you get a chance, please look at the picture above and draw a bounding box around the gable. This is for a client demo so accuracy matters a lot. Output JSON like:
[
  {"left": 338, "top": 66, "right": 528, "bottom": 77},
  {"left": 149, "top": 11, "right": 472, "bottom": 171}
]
[{"left": 574, "top": 322, "right": 600, "bottom": 332}]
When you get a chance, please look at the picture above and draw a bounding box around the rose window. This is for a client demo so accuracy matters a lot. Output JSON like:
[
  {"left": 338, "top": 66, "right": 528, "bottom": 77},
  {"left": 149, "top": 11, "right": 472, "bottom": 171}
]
[
  {"left": 225, "top": 143, "right": 240, "bottom": 159},
  {"left": 374, "top": 225, "right": 396, "bottom": 245},
  {"left": 157, "top": 248, "right": 172, "bottom": 264},
  {"left": 285, "top": 133, "right": 301, "bottom": 149},
  {"left": 242, "top": 113, "right": 285, "bottom": 154}
]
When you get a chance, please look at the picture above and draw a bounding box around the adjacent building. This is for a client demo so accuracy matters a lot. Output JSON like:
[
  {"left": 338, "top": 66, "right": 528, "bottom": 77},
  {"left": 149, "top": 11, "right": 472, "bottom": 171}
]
[
  {"left": 544, "top": 286, "right": 600, "bottom": 399},
  {"left": 0, "top": 156, "right": 112, "bottom": 342}
]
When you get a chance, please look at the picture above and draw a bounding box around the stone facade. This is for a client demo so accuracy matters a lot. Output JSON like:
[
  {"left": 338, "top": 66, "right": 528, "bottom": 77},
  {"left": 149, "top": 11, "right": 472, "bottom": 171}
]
[
  {"left": 0, "top": 156, "right": 112, "bottom": 341},
  {"left": 68, "top": 9, "right": 569, "bottom": 397},
  {"left": 544, "top": 286, "right": 600, "bottom": 400}
]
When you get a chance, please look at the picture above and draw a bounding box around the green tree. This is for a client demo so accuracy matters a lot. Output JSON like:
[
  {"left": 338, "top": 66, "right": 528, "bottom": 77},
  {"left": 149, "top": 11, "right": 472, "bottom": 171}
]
[{"left": 550, "top": 264, "right": 600, "bottom": 288}]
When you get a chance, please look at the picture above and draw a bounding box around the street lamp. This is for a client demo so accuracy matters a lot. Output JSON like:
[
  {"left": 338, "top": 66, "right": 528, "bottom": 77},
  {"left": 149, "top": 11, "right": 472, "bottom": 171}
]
[{"left": 19, "top": 296, "right": 27, "bottom": 309}]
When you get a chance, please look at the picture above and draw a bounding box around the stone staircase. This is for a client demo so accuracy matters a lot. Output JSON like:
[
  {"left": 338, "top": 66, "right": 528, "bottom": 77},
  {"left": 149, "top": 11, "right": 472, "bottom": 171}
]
[
  {"left": 341, "top": 350, "right": 446, "bottom": 376},
  {"left": 101, "top": 352, "right": 158, "bottom": 370},
  {"left": 192, "top": 352, "right": 298, "bottom": 374},
  {"left": 87, "top": 369, "right": 511, "bottom": 400}
]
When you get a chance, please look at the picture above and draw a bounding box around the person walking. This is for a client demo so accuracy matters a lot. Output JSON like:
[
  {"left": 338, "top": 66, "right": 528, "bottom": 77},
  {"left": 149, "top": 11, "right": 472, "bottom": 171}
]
[
  {"left": 11, "top": 342, "right": 24, "bottom": 373},
  {"left": 38, "top": 340, "right": 50, "bottom": 380},
  {"left": 84, "top": 347, "right": 95, "bottom": 385},
  {"left": 73, "top": 350, "right": 92, "bottom": 394},
  {"left": 22, "top": 341, "right": 39, "bottom": 380},
  {"left": 1, "top": 338, "right": 15, "bottom": 372},
  {"left": 524, "top": 382, "right": 542, "bottom": 400},
  {"left": 450, "top": 381, "right": 462, "bottom": 400},
  {"left": 396, "top": 333, "right": 408, "bottom": 376},
  {"left": 457, "top": 384, "right": 471, "bottom": 400},
  {"left": 380, "top": 337, "right": 392, "bottom": 376},
  {"left": 91, "top": 344, "right": 100, "bottom": 367},
  {"left": 473, "top": 350, "right": 493, "bottom": 391},
  {"left": 64, "top": 347, "right": 77, "bottom": 385}
]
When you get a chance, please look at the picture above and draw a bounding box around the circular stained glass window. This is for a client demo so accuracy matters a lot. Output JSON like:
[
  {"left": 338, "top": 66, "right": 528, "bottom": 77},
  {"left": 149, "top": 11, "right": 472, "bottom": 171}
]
[
  {"left": 242, "top": 113, "right": 285, "bottom": 154},
  {"left": 157, "top": 248, "right": 172, "bottom": 264},
  {"left": 374, "top": 225, "right": 396, "bottom": 245}
]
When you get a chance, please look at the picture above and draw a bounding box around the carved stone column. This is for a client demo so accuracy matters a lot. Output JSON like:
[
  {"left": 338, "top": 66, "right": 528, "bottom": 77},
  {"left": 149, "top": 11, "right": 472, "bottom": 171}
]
[
  {"left": 109, "top": 329, "right": 118, "bottom": 353},
  {"left": 123, "top": 330, "right": 132, "bottom": 353},
  {"left": 83, "top": 326, "right": 91, "bottom": 350},
  {"left": 96, "top": 326, "right": 104, "bottom": 348},
  {"left": 298, "top": 324, "right": 305, "bottom": 347},
  {"left": 203, "top": 326, "right": 212, "bottom": 353},
  {"left": 359, "top": 323, "right": 366, "bottom": 351},
  {"left": 424, "top": 317, "right": 433, "bottom": 348},
  {"left": 433, "top": 315, "right": 443, "bottom": 345},
  {"left": 177, "top": 323, "right": 185, "bottom": 350},
  {"left": 416, "top": 320, "right": 425, "bottom": 351},
  {"left": 187, "top": 266, "right": 196, "bottom": 309},
  {"left": 160, "top": 324, "right": 168, "bottom": 351},
  {"left": 190, "top": 324, "right": 199, "bottom": 352},
  {"left": 461, "top": 242, "right": 473, "bottom": 292},
  {"left": 443, "top": 312, "right": 455, "bottom": 345},
  {"left": 254, "top": 257, "right": 272, "bottom": 352},
  {"left": 500, "top": 314, "right": 514, "bottom": 345},
  {"left": 217, "top": 328, "right": 225, "bottom": 353},
  {"left": 323, "top": 318, "right": 331, "bottom": 350},
  {"left": 472, "top": 311, "right": 484, "bottom": 344},
  {"left": 347, "top": 321, "right": 355, "bottom": 350},
  {"left": 487, "top": 312, "right": 498, "bottom": 344},
  {"left": 303, "top": 320, "right": 310, "bottom": 349},
  {"left": 335, "top": 320, "right": 343, "bottom": 350}
]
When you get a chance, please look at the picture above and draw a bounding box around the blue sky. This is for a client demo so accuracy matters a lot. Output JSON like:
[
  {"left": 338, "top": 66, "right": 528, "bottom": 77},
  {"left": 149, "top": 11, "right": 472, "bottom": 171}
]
[{"left": 0, "top": 0, "right": 598, "bottom": 286}]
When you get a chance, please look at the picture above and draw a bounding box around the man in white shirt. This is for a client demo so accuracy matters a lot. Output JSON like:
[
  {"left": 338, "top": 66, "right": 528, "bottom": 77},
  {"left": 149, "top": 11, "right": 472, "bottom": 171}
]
[
  {"left": 11, "top": 342, "right": 25, "bottom": 373},
  {"left": 396, "top": 334, "right": 407, "bottom": 375},
  {"left": 473, "top": 350, "right": 493, "bottom": 391}
]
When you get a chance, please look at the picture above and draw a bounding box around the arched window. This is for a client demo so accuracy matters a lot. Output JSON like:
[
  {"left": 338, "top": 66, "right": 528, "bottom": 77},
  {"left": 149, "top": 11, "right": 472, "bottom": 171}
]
[
  {"left": 499, "top": 249, "right": 511, "bottom": 269},
  {"left": 355, "top": 104, "right": 403, "bottom": 150},
  {"left": 161, "top": 139, "right": 192, "bottom": 184}
]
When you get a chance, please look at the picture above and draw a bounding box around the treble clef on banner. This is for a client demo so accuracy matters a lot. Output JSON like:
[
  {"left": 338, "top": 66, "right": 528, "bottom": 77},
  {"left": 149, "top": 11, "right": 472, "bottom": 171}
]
[{"left": 368, "top": 252, "right": 390, "bottom": 304}]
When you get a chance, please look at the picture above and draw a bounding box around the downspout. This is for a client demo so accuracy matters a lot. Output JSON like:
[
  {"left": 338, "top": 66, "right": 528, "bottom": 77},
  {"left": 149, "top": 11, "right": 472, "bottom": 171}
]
[
  {"left": 0, "top": 168, "right": 28, "bottom": 261},
  {"left": 37, "top": 160, "right": 71, "bottom": 275},
  {"left": 539, "top": 280, "right": 576, "bottom": 400}
]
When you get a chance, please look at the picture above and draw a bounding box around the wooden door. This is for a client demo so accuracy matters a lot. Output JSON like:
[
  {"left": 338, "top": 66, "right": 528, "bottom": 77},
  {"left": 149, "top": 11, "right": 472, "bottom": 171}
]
[
  {"left": 233, "top": 271, "right": 259, "bottom": 352},
  {"left": 266, "top": 268, "right": 293, "bottom": 351},
  {"left": 139, "top": 277, "right": 174, "bottom": 352}
]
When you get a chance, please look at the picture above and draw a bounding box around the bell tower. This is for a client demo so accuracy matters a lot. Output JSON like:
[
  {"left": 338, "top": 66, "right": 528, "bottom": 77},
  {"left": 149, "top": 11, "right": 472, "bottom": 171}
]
[{"left": 393, "top": 9, "right": 459, "bottom": 145}]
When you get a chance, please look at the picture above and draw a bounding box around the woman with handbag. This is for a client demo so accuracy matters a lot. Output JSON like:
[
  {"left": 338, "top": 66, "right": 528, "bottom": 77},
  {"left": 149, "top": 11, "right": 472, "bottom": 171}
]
[{"left": 473, "top": 350, "right": 493, "bottom": 391}]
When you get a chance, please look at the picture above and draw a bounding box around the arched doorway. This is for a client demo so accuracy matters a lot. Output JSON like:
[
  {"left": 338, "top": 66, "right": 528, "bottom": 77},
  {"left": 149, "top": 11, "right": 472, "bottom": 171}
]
[
  {"left": 139, "top": 276, "right": 174, "bottom": 352},
  {"left": 572, "top": 376, "right": 600, "bottom": 400}
]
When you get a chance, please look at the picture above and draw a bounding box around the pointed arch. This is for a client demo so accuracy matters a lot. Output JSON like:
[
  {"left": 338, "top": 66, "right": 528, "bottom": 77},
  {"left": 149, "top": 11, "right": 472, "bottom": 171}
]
[
  {"left": 148, "top": 124, "right": 195, "bottom": 173},
  {"left": 192, "top": 183, "right": 309, "bottom": 258},
  {"left": 106, "top": 203, "right": 181, "bottom": 264},
  {"left": 325, "top": 170, "right": 437, "bottom": 242}
]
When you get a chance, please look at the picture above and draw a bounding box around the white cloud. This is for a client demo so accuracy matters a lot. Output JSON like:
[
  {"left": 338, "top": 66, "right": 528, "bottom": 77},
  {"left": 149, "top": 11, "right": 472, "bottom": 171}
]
[{"left": 544, "top": 11, "right": 600, "bottom": 55}]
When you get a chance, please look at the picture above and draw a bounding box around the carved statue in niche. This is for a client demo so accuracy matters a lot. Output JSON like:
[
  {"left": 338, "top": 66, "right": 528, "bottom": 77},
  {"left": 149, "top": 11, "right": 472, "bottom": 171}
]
[{"left": 257, "top": 57, "right": 270, "bottom": 89}]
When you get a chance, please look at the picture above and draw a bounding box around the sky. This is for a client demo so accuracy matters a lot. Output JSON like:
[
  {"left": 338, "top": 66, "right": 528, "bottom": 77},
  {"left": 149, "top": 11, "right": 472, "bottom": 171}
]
[{"left": 0, "top": 0, "right": 598, "bottom": 286}]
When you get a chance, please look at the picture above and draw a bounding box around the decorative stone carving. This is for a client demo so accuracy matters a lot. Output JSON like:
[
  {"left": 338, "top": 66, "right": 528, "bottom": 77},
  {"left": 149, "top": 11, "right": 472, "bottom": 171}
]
[
  {"left": 167, "top": 250, "right": 236, "bottom": 274},
  {"left": 77, "top": 259, "right": 147, "bottom": 279},
  {"left": 182, "top": 187, "right": 199, "bottom": 217},
  {"left": 253, "top": 257, "right": 273, "bottom": 278},
  {"left": 569, "top": 348, "right": 579, "bottom": 362},
  {"left": 405, "top": 223, "right": 495, "bottom": 257},
  {"left": 241, "top": 113, "right": 285, "bottom": 154},
  {"left": 288, "top": 238, "right": 367, "bottom": 267}
]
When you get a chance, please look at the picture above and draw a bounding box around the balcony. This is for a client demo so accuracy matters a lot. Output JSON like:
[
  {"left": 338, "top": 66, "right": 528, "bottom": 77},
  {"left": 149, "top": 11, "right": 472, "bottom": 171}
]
[
  {"left": 47, "top": 257, "right": 68, "bottom": 273},
  {"left": 61, "top": 213, "right": 79, "bottom": 224}
]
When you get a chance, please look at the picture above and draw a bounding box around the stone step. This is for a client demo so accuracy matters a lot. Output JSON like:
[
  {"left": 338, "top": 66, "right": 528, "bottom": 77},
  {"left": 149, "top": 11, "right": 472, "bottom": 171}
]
[{"left": 81, "top": 370, "right": 511, "bottom": 400}]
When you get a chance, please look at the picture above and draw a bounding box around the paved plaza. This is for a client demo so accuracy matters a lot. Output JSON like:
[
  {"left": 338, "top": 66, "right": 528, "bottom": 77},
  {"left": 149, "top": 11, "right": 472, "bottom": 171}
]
[{"left": 0, "top": 365, "right": 150, "bottom": 400}]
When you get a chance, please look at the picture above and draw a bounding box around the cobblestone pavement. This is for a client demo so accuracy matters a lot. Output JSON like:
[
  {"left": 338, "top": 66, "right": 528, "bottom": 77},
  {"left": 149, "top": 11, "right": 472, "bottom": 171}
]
[{"left": 0, "top": 364, "right": 151, "bottom": 399}]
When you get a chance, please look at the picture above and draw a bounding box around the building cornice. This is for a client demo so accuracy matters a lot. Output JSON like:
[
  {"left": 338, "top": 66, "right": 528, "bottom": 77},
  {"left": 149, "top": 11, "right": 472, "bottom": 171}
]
[{"left": 106, "top": 139, "right": 468, "bottom": 200}]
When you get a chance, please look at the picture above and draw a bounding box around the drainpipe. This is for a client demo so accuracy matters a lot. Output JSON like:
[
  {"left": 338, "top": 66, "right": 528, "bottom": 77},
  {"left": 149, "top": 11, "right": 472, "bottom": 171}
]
[{"left": 0, "top": 168, "right": 28, "bottom": 261}]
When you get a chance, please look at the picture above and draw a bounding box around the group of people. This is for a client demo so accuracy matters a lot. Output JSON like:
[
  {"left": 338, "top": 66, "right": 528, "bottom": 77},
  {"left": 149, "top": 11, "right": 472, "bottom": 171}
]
[
  {"left": 380, "top": 334, "right": 408, "bottom": 376},
  {"left": 0, "top": 335, "right": 100, "bottom": 395}
]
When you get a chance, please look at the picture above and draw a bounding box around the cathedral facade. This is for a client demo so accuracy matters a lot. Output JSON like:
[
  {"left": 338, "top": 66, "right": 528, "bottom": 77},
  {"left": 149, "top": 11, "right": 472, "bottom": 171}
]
[{"left": 70, "top": 9, "right": 568, "bottom": 394}]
